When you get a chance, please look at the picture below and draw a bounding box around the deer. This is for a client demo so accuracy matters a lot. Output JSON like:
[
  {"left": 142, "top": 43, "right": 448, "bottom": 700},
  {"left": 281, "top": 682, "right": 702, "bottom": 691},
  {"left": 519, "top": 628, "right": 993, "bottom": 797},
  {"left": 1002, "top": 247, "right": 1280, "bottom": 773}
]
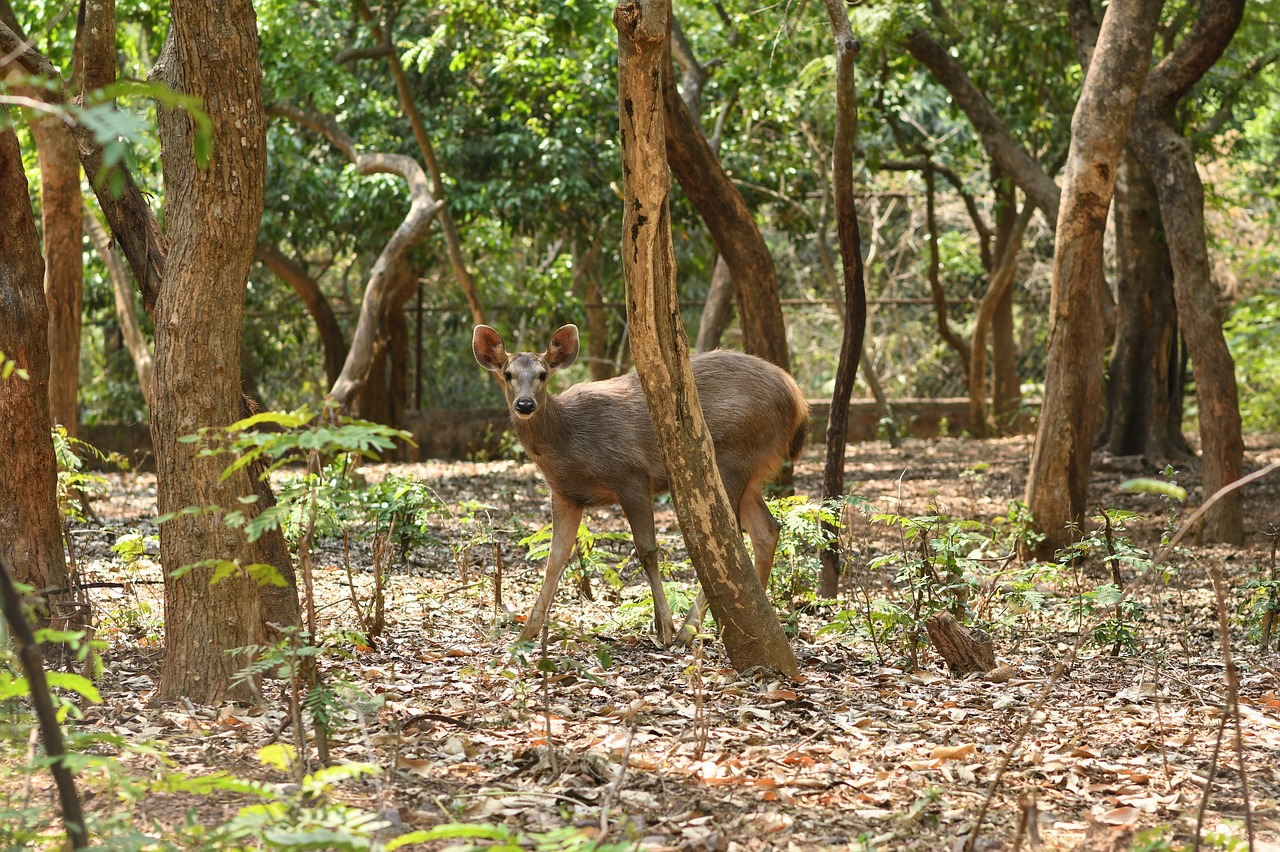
[{"left": 473, "top": 323, "right": 809, "bottom": 646}]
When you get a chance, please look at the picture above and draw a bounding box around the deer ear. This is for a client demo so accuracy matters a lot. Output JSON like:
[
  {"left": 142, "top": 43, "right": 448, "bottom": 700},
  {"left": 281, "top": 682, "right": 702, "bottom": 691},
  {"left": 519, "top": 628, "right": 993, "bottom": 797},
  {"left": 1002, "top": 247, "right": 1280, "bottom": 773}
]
[
  {"left": 545, "top": 324, "right": 580, "bottom": 371},
  {"left": 473, "top": 325, "right": 508, "bottom": 372}
]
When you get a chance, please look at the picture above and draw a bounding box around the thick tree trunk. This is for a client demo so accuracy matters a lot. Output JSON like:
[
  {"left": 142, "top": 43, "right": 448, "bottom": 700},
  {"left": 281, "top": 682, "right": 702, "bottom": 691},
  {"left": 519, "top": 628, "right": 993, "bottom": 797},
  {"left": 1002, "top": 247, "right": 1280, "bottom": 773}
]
[
  {"left": 1127, "top": 0, "right": 1245, "bottom": 544},
  {"left": 151, "top": 0, "right": 269, "bottom": 704},
  {"left": 817, "top": 0, "right": 867, "bottom": 599},
  {"left": 661, "top": 35, "right": 789, "bottom": 372},
  {"left": 28, "top": 113, "right": 83, "bottom": 436},
  {"left": 1025, "top": 0, "right": 1161, "bottom": 558},
  {"left": 85, "top": 211, "right": 153, "bottom": 406},
  {"left": 255, "top": 242, "right": 347, "bottom": 387},
  {"left": 0, "top": 122, "right": 69, "bottom": 610},
  {"left": 1106, "top": 150, "right": 1190, "bottom": 461},
  {"left": 616, "top": 0, "right": 796, "bottom": 676}
]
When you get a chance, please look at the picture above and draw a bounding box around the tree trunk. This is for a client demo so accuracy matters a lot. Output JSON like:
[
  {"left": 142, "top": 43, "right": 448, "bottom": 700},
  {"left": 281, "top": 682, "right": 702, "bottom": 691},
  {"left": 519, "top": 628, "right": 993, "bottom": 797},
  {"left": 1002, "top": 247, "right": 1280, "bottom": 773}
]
[
  {"left": 578, "top": 241, "right": 614, "bottom": 381},
  {"left": 1106, "top": 149, "right": 1190, "bottom": 461},
  {"left": 28, "top": 113, "right": 83, "bottom": 437},
  {"left": 0, "top": 121, "right": 69, "bottom": 611},
  {"left": 661, "top": 33, "right": 789, "bottom": 372},
  {"left": 255, "top": 242, "right": 347, "bottom": 387},
  {"left": 616, "top": 0, "right": 797, "bottom": 677},
  {"left": 1127, "top": 0, "right": 1245, "bottom": 544},
  {"left": 351, "top": 0, "right": 485, "bottom": 326},
  {"left": 969, "top": 201, "right": 1032, "bottom": 439},
  {"left": 267, "top": 106, "right": 442, "bottom": 413},
  {"left": 85, "top": 211, "right": 153, "bottom": 406},
  {"left": 151, "top": 0, "right": 269, "bottom": 704},
  {"left": 990, "top": 283, "right": 1020, "bottom": 433},
  {"left": 989, "top": 175, "right": 1024, "bottom": 435},
  {"left": 924, "top": 166, "right": 971, "bottom": 371},
  {"left": 694, "top": 256, "right": 734, "bottom": 353},
  {"left": 1025, "top": 0, "right": 1161, "bottom": 558},
  {"left": 817, "top": 0, "right": 867, "bottom": 599}
]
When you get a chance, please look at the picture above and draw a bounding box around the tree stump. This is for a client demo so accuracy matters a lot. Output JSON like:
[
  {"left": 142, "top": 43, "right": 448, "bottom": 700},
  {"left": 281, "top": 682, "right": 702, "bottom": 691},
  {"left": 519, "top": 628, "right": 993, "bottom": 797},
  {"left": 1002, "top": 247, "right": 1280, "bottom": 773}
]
[{"left": 926, "top": 611, "right": 996, "bottom": 676}]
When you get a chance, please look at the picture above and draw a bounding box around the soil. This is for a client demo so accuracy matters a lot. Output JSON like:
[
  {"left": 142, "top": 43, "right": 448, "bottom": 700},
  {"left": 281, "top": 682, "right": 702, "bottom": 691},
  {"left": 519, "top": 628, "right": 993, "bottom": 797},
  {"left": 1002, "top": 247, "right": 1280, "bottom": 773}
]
[{"left": 28, "top": 435, "right": 1280, "bottom": 850}]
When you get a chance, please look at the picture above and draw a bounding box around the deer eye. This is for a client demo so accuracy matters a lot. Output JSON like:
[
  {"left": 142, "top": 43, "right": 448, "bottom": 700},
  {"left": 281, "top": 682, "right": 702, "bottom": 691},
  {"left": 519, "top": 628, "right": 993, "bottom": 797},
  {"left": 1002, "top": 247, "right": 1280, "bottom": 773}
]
[
  {"left": 502, "top": 371, "right": 513, "bottom": 381},
  {"left": 538, "top": 371, "right": 548, "bottom": 382}
]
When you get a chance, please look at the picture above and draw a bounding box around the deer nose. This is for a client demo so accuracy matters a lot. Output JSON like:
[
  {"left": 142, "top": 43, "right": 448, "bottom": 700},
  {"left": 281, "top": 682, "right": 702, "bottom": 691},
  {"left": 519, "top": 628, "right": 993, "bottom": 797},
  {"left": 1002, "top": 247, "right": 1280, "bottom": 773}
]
[{"left": 514, "top": 397, "right": 537, "bottom": 415}]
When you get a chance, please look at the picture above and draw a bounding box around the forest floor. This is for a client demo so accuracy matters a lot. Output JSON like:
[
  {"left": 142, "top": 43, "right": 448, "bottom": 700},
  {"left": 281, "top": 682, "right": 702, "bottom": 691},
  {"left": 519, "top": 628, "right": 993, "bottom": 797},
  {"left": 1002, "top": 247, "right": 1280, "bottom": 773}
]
[{"left": 32, "top": 435, "right": 1280, "bottom": 850}]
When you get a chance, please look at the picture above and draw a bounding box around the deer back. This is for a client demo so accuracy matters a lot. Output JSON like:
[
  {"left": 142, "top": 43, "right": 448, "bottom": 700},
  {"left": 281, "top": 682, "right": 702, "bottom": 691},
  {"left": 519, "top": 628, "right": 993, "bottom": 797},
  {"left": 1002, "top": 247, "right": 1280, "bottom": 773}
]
[{"left": 517, "top": 350, "right": 807, "bottom": 509}]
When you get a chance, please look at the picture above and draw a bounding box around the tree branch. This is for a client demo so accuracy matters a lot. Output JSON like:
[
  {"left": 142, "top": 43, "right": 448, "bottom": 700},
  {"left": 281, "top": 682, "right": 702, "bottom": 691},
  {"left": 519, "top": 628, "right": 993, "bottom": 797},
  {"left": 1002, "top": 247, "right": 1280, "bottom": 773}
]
[{"left": 901, "top": 29, "right": 1061, "bottom": 221}]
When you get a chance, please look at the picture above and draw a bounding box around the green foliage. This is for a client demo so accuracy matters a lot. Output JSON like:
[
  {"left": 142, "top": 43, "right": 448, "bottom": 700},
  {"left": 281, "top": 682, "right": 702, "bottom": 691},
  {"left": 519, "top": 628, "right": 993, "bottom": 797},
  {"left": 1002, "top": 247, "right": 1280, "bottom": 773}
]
[
  {"left": 1224, "top": 290, "right": 1280, "bottom": 431},
  {"left": 0, "top": 350, "right": 30, "bottom": 382}
]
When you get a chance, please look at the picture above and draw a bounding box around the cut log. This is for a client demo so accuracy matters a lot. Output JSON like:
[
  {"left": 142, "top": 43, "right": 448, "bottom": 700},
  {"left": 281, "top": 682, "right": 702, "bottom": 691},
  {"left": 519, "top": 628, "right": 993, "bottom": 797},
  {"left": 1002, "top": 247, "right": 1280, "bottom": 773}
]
[{"left": 925, "top": 611, "right": 996, "bottom": 676}]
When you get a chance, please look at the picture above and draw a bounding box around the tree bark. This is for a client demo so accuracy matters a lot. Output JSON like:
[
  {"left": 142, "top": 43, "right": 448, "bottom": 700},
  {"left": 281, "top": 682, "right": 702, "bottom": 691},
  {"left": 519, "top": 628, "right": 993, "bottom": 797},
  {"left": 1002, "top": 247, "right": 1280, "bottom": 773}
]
[
  {"left": 1025, "top": 0, "right": 1161, "bottom": 558},
  {"left": 616, "top": 0, "right": 796, "bottom": 677},
  {"left": 1127, "top": 0, "right": 1245, "bottom": 544},
  {"left": 817, "top": 0, "right": 867, "bottom": 599},
  {"left": 268, "top": 105, "right": 442, "bottom": 416},
  {"left": 255, "top": 242, "right": 347, "bottom": 387},
  {"left": 151, "top": 0, "right": 270, "bottom": 704},
  {"left": 661, "top": 30, "right": 790, "bottom": 371},
  {"left": 0, "top": 121, "right": 69, "bottom": 610},
  {"left": 28, "top": 112, "right": 83, "bottom": 436},
  {"left": 1106, "top": 149, "right": 1190, "bottom": 461},
  {"left": 85, "top": 211, "right": 153, "bottom": 406}
]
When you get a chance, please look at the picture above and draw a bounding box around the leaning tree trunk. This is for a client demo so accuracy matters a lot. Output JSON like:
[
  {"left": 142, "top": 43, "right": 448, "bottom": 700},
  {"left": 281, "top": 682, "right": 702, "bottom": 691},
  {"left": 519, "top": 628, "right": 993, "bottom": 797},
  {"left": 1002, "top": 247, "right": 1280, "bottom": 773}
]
[
  {"left": 256, "top": 242, "right": 347, "bottom": 387},
  {"left": 661, "top": 35, "right": 789, "bottom": 372},
  {"left": 267, "top": 106, "right": 442, "bottom": 415},
  {"left": 1025, "top": 0, "right": 1161, "bottom": 558},
  {"left": 1106, "top": 149, "right": 1190, "bottom": 461},
  {"left": 817, "top": 0, "right": 867, "bottom": 599},
  {"left": 616, "top": 0, "right": 797, "bottom": 677},
  {"left": 1127, "top": 0, "right": 1245, "bottom": 544},
  {"left": 0, "top": 121, "right": 69, "bottom": 613},
  {"left": 28, "top": 112, "right": 83, "bottom": 437},
  {"left": 151, "top": 0, "right": 271, "bottom": 704}
]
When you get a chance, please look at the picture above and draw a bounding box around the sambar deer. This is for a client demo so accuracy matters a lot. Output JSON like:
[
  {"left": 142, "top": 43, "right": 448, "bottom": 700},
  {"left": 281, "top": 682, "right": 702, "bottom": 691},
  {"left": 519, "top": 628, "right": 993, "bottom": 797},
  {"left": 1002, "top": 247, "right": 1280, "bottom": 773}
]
[{"left": 473, "top": 324, "right": 809, "bottom": 645}]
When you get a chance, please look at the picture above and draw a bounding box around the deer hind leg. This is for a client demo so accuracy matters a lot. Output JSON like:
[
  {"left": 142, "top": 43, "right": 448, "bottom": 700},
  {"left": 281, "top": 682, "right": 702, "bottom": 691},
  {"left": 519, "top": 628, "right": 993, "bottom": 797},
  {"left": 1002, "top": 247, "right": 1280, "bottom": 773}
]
[
  {"left": 517, "top": 495, "right": 585, "bottom": 643},
  {"left": 676, "top": 484, "right": 777, "bottom": 645},
  {"left": 619, "top": 495, "right": 674, "bottom": 646}
]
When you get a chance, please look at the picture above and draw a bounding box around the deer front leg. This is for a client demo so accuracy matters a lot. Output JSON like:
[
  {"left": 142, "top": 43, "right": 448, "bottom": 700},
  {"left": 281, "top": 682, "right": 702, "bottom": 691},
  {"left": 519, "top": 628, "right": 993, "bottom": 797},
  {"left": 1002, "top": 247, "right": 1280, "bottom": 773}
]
[
  {"left": 619, "top": 496, "right": 674, "bottom": 646},
  {"left": 517, "top": 495, "right": 585, "bottom": 643}
]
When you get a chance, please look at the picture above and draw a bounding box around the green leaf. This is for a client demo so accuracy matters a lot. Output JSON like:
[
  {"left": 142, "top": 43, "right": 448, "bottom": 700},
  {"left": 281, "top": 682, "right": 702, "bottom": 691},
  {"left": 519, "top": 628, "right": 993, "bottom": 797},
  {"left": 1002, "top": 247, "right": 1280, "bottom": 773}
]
[
  {"left": 44, "top": 672, "right": 102, "bottom": 704},
  {"left": 1119, "top": 479, "right": 1187, "bottom": 502}
]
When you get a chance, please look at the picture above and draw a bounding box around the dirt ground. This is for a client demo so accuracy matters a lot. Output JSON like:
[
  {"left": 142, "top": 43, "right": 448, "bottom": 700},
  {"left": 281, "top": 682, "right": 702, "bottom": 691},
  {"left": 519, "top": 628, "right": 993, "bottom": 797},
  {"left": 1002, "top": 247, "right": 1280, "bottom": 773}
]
[{"left": 45, "top": 435, "right": 1280, "bottom": 850}]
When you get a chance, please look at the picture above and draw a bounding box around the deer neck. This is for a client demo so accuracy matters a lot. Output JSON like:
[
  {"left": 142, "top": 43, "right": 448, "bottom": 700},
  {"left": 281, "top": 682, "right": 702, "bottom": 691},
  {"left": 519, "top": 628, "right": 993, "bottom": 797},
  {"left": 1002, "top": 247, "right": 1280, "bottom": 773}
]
[{"left": 513, "top": 393, "right": 569, "bottom": 463}]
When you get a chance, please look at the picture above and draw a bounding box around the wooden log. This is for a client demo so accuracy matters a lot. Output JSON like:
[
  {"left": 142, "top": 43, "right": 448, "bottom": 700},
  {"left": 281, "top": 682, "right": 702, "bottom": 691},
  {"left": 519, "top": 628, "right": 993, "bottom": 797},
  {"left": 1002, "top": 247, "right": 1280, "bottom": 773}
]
[{"left": 925, "top": 611, "right": 996, "bottom": 676}]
